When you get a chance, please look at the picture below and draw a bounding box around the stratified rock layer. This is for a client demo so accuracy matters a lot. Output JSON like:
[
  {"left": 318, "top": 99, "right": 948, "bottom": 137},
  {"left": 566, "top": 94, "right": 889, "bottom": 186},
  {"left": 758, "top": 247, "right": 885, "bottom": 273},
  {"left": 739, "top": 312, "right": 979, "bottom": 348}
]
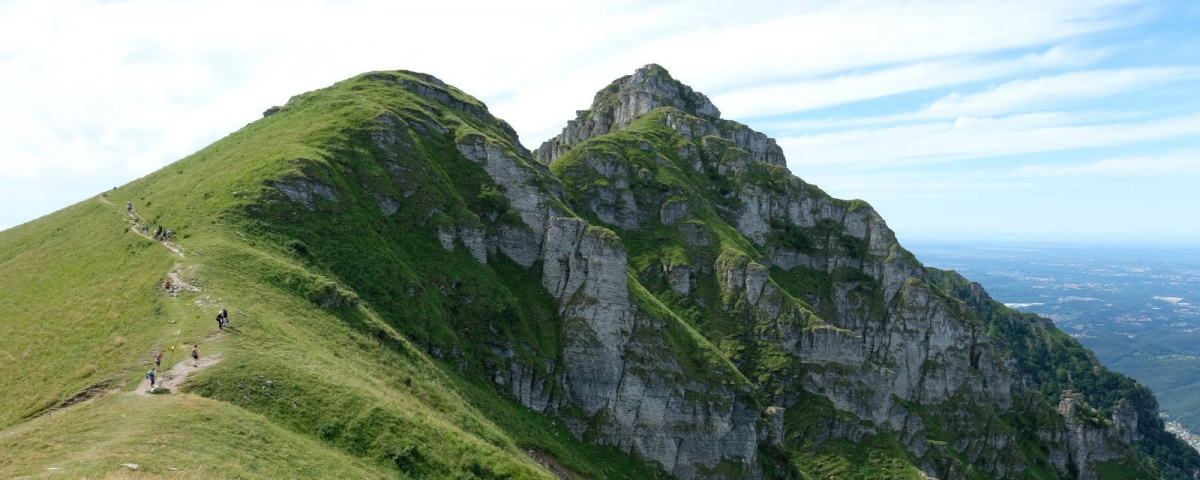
[{"left": 257, "top": 65, "right": 1197, "bottom": 479}]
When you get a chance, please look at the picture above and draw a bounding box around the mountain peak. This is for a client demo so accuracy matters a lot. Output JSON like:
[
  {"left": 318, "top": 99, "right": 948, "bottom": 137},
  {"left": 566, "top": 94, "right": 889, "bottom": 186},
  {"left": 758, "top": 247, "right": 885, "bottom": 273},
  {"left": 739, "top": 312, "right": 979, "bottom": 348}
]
[
  {"left": 536, "top": 64, "right": 785, "bottom": 167},
  {"left": 590, "top": 64, "right": 722, "bottom": 121}
]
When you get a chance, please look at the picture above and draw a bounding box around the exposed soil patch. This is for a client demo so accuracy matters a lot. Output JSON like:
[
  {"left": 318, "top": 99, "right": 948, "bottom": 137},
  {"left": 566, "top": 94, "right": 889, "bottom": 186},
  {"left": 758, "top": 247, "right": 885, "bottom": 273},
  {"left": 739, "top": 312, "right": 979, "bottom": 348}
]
[
  {"left": 164, "top": 261, "right": 202, "bottom": 297},
  {"left": 57, "top": 380, "right": 117, "bottom": 410},
  {"left": 525, "top": 448, "right": 575, "bottom": 480},
  {"left": 135, "top": 354, "right": 222, "bottom": 396}
]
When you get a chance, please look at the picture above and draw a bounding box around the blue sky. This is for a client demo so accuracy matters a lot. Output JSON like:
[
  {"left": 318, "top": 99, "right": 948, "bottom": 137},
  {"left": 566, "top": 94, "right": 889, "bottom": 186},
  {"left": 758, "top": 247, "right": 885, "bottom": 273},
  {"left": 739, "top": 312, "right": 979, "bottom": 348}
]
[{"left": 1, "top": 0, "right": 1197, "bottom": 245}]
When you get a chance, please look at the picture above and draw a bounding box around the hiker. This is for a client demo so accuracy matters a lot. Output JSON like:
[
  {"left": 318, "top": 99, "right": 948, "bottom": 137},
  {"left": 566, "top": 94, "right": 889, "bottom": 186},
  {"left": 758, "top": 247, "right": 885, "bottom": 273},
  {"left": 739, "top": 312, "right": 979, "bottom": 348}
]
[
  {"left": 216, "top": 313, "right": 224, "bottom": 330},
  {"left": 154, "top": 351, "right": 163, "bottom": 367},
  {"left": 155, "top": 226, "right": 162, "bottom": 240},
  {"left": 126, "top": 201, "right": 132, "bottom": 212},
  {"left": 192, "top": 346, "right": 199, "bottom": 367},
  {"left": 147, "top": 368, "right": 156, "bottom": 388},
  {"left": 219, "top": 308, "right": 229, "bottom": 328},
  {"left": 166, "top": 229, "right": 172, "bottom": 240},
  {"left": 164, "top": 280, "right": 171, "bottom": 291}
]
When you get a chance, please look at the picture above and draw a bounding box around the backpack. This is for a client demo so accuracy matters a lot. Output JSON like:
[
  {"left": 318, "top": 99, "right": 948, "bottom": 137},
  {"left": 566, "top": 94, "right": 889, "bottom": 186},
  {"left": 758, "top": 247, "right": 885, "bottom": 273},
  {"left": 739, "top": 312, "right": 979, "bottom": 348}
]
[{"left": 146, "top": 370, "right": 153, "bottom": 379}]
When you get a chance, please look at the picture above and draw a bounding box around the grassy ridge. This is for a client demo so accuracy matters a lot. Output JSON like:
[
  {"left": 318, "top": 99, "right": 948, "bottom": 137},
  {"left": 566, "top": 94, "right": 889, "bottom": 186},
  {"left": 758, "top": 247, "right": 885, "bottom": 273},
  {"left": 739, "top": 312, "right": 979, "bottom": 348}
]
[
  {"left": 0, "top": 197, "right": 179, "bottom": 426},
  {"left": 4, "top": 65, "right": 1195, "bottom": 479},
  {"left": 0, "top": 393, "right": 391, "bottom": 478},
  {"left": 0, "top": 71, "right": 668, "bottom": 478}
]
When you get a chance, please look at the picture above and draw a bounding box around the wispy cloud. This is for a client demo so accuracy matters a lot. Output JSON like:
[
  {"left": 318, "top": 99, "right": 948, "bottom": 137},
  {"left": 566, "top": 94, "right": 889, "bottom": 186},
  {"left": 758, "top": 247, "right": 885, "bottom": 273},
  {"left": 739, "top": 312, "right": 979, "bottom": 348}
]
[
  {"left": 780, "top": 112, "right": 1200, "bottom": 168},
  {"left": 1, "top": 0, "right": 1193, "bottom": 240},
  {"left": 926, "top": 67, "right": 1200, "bottom": 117},
  {"left": 711, "top": 48, "right": 1105, "bottom": 119},
  {"left": 756, "top": 67, "right": 1198, "bottom": 131},
  {"left": 1014, "top": 149, "right": 1200, "bottom": 177}
]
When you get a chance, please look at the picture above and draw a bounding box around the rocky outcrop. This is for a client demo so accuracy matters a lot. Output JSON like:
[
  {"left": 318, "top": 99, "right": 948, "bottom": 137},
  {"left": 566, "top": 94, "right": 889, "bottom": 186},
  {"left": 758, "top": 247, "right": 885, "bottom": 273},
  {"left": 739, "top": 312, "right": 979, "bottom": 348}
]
[
  {"left": 1112, "top": 397, "right": 1145, "bottom": 444},
  {"left": 265, "top": 66, "right": 1187, "bottom": 479},
  {"left": 535, "top": 64, "right": 1164, "bottom": 479},
  {"left": 536, "top": 64, "right": 785, "bottom": 167},
  {"left": 1058, "top": 391, "right": 1126, "bottom": 480},
  {"left": 450, "top": 108, "right": 760, "bottom": 478},
  {"left": 436, "top": 224, "right": 488, "bottom": 264},
  {"left": 272, "top": 175, "right": 339, "bottom": 211}
]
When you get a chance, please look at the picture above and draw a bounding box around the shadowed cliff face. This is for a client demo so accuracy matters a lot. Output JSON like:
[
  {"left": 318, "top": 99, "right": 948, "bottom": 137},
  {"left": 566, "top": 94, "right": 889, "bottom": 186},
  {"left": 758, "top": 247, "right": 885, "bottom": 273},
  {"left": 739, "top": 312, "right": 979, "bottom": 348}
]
[{"left": 249, "top": 66, "right": 1198, "bottom": 479}]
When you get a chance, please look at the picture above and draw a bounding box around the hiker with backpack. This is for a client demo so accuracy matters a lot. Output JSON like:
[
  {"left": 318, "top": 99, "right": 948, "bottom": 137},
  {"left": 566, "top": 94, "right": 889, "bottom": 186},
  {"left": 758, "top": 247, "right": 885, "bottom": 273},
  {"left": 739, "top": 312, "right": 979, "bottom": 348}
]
[
  {"left": 154, "top": 351, "right": 163, "bottom": 367},
  {"left": 147, "top": 368, "right": 156, "bottom": 389},
  {"left": 192, "top": 345, "right": 199, "bottom": 367},
  {"left": 218, "top": 308, "right": 229, "bottom": 329},
  {"left": 215, "top": 312, "right": 224, "bottom": 330}
]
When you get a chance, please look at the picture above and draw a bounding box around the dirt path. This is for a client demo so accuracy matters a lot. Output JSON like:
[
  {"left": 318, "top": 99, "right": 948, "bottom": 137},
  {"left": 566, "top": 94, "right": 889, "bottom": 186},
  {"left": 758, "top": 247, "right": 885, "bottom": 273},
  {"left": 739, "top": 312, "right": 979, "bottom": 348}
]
[
  {"left": 131, "top": 223, "right": 185, "bottom": 258},
  {"left": 99, "top": 194, "right": 185, "bottom": 258},
  {"left": 526, "top": 449, "right": 575, "bottom": 480},
  {"left": 165, "top": 260, "right": 202, "bottom": 297},
  {"left": 134, "top": 354, "right": 222, "bottom": 396},
  {"left": 93, "top": 197, "right": 228, "bottom": 400}
]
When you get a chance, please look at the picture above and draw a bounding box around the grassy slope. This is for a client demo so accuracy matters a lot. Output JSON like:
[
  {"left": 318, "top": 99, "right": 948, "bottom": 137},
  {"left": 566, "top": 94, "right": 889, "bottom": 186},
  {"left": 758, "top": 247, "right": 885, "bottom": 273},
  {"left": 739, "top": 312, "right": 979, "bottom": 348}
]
[
  {"left": 3, "top": 67, "right": 1192, "bottom": 480},
  {"left": 0, "top": 72, "right": 669, "bottom": 479},
  {"left": 0, "top": 199, "right": 162, "bottom": 423}
]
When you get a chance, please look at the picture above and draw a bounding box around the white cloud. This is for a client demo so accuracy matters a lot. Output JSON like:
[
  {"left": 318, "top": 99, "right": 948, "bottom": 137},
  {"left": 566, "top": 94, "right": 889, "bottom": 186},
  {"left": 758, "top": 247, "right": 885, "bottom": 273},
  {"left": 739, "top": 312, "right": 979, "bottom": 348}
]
[
  {"left": 790, "top": 148, "right": 1200, "bottom": 239},
  {"left": 780, "top": 113, "right": 1200, "bottom": 168},
  {"left": 1014, "top": 150, "right": 1200, "bottom": 177},
  {"left": 711, "top": 47, "right": 1104, "bottom": 119},
  {"left": 926, "top": 67, "right": 1200, "bottom": 117},
  {"left": 0, "top": 0, "right": 1176, "bottom": 235},
  {"left": 806, "top": 149, "right": 1200, "bottom": 200},
  {"left": 754, "top": 67, "right": 1196, "bottom": 131}
]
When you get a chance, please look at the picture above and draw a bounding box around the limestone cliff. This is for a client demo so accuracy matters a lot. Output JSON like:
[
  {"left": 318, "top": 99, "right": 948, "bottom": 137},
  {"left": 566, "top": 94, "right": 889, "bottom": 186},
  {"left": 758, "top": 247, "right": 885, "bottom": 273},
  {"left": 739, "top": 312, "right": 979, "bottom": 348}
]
[
  {"left": 530, "top": 64, "right": 1196, "bottom": 479},
  {"left": 249, "top": 66, "right": 1199, "bottom": 479},
  {"left": 536, "top": 64, "right": 784, "bottom": 167}
]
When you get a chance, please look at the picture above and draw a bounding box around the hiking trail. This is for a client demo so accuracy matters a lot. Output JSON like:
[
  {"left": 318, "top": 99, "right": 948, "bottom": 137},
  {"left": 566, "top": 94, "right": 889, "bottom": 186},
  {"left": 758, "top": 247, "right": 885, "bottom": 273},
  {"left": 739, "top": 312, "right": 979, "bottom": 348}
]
[
  {"left": 135, "top": 353, "right": 222, "bottom": 396},
  {"left": 95, "top": 195, "right": 224, "bottom": 397},
  {"left": 165, "top": 260, "right": 202, "bottom": 297},
  {"left": 100, "top": 194, "right": 184, "bottom": 258}
]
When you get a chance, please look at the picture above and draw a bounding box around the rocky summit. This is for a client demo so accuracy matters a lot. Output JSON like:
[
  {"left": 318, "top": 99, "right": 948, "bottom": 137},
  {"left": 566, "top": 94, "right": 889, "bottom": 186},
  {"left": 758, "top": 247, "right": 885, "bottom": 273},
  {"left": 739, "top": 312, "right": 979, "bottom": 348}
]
[{"left": 2, "top": 64, "right": 1198, "bottom": 479}]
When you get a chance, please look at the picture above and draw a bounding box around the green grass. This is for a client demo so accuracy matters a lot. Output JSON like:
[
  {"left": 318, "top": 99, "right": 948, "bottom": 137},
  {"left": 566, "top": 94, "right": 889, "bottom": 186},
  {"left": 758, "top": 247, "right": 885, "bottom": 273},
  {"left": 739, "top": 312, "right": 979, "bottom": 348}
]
[
  {"left": 0, "top": 197, "right": 198, "bottom": 426},
  {"left": 0, "top": 393, "right": 391, "bottom": 479},
  {"left": 0, "top": 71, "right": 648, "bottom": 479},
  {"left": 779, "top": 392, "right": 924, "bottom": 479},
  {"left": 3, "top": 65, "right": 1197, "bottom": 480}
]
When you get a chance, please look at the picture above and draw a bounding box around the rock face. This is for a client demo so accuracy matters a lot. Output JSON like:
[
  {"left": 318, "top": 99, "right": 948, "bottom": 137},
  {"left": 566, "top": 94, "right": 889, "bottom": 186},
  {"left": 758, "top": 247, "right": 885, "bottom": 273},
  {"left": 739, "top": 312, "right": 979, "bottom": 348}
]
[
  {"left": 529, "top": 64, "right": 1180, "bottom": 479},
  {"left": 272, "top": 176, "right": 339, "bottom": 211},
  {"left": 1058, "top": 391, "right": 1125, "bottom": 480},
  {"left": 259, "top": 67, "right": 1198, "bottom": 479},
  {"left": 344, "top": 73, "right": 764, "bottom": 478},
  {"left": 536, "top": 64, "right": 785, "bottom": 167}
]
